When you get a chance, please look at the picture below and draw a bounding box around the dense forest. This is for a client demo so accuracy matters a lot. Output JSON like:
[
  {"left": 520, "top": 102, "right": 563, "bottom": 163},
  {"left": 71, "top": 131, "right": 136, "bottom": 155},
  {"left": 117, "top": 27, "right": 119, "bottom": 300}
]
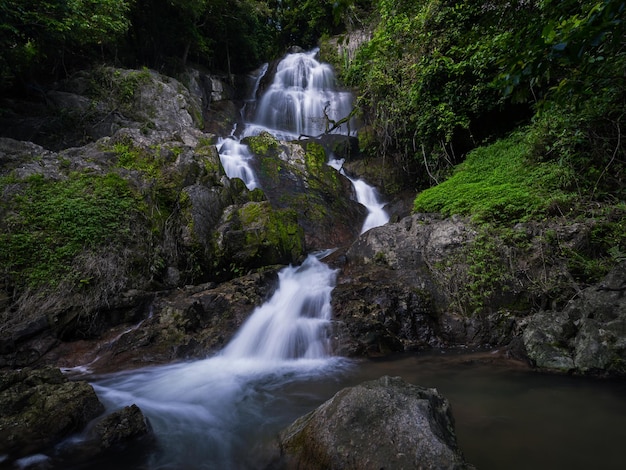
[{"left": 1, "top": 0, "right": 625, "bottom": 285}]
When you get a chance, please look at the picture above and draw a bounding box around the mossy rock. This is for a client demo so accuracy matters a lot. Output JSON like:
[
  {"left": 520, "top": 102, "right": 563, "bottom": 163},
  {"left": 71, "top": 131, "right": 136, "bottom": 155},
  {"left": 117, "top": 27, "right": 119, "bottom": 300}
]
[
  {"left": 0, "top": 367, "right": 105, "bottom": 460},
  {"left": 242, "top": 136, "right": 364, "bottom": 249},
  {"left": 242, "top": 131, "right": 281, "bottom": 158},
  {"left": 213, "top": 201, "right": 305, "bottom": 276}
]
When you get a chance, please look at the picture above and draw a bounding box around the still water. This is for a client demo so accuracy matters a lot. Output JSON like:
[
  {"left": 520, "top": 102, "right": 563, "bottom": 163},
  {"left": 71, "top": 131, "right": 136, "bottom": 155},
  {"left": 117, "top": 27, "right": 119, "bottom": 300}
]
[
  {"left": 348, "top": 352, "right": 626, "bottom": 470},
  {"left": 87, "top": 350, "right": 626, "bottom": 470}
]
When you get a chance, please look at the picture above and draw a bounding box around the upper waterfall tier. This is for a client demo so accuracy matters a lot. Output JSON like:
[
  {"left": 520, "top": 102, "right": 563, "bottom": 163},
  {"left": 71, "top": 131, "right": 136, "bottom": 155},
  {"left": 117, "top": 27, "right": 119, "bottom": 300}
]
[{"left": 248, "top": 49, "right": 356, "bottom": 140}]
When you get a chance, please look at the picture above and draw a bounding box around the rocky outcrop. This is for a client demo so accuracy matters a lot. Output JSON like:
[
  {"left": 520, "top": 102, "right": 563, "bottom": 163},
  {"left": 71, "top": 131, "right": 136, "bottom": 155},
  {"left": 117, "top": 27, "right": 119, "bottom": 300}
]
[
  {"left": 0, "top": 367, "right": 104, "bottom": 460},
  {"left": 330, "top": 212, "right": 611, "bottom": 367},
  {"left": 330, "top": 214, "right": 477, "bottom": 355},
  {"left": 275, "top": 376, "right": 473, "bottom": 470},
  {"left": 245, "top": 132, "right": 366, "bottom": 250},
  {"left": 522, "top": 261, "right": 626, "bottom": 375},
  {"left": 44, "top": 267, "right": 280, "bottom": 373},
  {"left": 2, "top": 65, "right": 341, "bottom": 369}
]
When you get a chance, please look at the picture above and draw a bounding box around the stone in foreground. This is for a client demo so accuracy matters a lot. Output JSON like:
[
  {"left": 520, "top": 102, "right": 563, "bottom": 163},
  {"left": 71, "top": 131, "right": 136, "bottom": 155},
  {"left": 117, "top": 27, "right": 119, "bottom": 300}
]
[{"left": 274, "top": 376, "right": 473, "bottom": 469}]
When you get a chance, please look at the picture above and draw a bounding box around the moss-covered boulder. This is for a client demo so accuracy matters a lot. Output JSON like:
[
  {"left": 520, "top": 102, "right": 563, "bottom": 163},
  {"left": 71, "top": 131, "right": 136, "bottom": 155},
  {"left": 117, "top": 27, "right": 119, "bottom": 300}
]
[
  {"left": 243, "top": 132, "right": 365, "bottom": 250},
  {"left": 214, "top": 200, "right": 305, "bottom": 275}
]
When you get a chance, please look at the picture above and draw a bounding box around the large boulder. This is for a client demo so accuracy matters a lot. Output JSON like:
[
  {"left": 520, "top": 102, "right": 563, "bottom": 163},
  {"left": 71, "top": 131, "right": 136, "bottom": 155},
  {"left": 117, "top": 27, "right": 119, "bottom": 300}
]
[
  {"left": 275, "top": 376, "right": 473, "bottom": 469},
  {"left": 213, "top": 201, "right": 305, "bottom": 273},
  {"left": 330, "top": 214, "right": 476, "bottom": 356},
  {"left": 244, "top": 132, "right": 366, "bottom": 250},
  {"left": 0, "top": 367, "right": 104, "bottom": 460},
  {"left": 522, "top": 261, "right": 626, "bottom": 375}
]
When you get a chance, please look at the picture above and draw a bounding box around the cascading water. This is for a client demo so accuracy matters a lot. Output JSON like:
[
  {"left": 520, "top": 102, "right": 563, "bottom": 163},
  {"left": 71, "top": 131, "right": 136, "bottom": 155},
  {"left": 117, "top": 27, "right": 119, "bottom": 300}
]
[
  {"left": 216, "top": 138, "right": 260, "bottom": 190},
  {"left": 216, "top": 64, "right": 268, "bottom": 190},
  {"left": 91, "top": 253, "right": 348, "bottom": 469},
  {"left": 221, "top": 254, "right": 336, "bottom": 360},
  {"left": 85, "top": 50, "right": 386, "bottom": 469},
  {"left": 218, "top": 49, "right": 358, "bottom": 190},
  {"left": 247, "top": 48, "right": 356, "bottom": 140},
  {"left": 328, "top": 157, "right": 390, "bottom": 233}
]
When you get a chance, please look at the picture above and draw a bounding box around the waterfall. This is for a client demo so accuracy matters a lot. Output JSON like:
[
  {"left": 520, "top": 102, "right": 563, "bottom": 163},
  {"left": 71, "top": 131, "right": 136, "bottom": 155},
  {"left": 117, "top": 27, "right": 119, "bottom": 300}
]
[
  {"left": 86, "top": 50, "right": 387, "bottom": 469},
  {"left": 217, "top": 63, "right": 268, "bottom": 190},
  {"left": 248, "top": 48, "right": 355, "bottom": 140},
  {"left": 217, "top": 137, "right": 260, "bottom": 190},
  {"left": 328, "top": 157, "right": 390, "bottom": 234},
  {"left": 91, "top": 253, "right": 345, "bottom": 469},
  {"left": 222, "top": 254, "right": 336, "bottom": 361},
  {"left": 218, "top": 49, "right": 357, "bottom": 190}
]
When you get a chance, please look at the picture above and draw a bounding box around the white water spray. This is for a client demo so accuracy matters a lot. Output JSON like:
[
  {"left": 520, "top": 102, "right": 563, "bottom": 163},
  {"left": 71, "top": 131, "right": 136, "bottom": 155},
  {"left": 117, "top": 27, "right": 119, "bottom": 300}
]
[{"left": 328, "top": 157, "right": 389, "bottom": 234}]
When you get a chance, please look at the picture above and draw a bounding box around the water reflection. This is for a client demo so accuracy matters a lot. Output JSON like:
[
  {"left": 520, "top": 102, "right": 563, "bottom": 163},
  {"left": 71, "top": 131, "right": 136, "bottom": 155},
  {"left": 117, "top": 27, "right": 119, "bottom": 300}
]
[{"left": 346, "top": 351, "right": 626, "bottom": 470}]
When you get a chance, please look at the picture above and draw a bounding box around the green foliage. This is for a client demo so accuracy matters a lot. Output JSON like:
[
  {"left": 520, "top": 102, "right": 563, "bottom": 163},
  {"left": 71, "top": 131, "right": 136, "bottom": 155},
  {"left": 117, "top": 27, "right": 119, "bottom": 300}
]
[
  {"left": 344, "top": 0, "right": 520, "bottom": 185},
  {"left": 499, "top": 0, "right": 626, "bottom": 109},
  {"left": 568, "top": 208, "right": 626, "bottom": 282},
  {"left": 413, "top": 132, "right": 574, "bottom": 223},
  {"left": 462, "top": 228, "right": 513, "bottom": 315},
  {"left": 497, "top": 1, "right": 626, "bottom": 200},
  {"left": 271, "top": 0, "right": 371, "bottom": 49},
  {"left": 128, "top": 0, "right": 279, "bottom": 72},
  {"left": 0, "top": 172, "right": 136, "bottom": 288},
  {"left": 0, "top": 0, "right": 132, "bottom": 89}
]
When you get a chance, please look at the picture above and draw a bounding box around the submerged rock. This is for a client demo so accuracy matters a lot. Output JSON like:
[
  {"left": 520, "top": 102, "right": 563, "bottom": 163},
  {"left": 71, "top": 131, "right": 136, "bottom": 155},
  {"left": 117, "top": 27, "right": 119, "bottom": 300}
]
[
  {"left": 52, "top": 404, "right": 155, "bottom": 468},
  {"left": 275, "top": 376, "right": 473, "bottom": 469}
]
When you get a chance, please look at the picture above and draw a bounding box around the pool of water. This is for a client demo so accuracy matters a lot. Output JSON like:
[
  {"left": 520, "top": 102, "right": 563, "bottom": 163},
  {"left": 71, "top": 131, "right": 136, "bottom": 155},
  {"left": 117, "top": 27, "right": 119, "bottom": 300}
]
[
  {"left": 78, "top": 350, "right": 626, "bottom": 470},
  {"left": 344, "top": 351, "right": 626, "bottom": 470}
]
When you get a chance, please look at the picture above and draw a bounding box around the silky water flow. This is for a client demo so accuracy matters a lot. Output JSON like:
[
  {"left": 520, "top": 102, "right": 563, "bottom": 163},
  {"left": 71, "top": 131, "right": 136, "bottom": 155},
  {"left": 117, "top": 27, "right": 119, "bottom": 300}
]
[{"left": 88, "top": 49, "right": 386, "bottom": 469}]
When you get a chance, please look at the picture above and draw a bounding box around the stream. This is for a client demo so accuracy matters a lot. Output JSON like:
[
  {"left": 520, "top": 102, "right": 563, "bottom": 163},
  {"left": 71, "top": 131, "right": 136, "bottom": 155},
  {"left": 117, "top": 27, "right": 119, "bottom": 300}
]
[{"left": 78, "top": 49, "right": 626, "bottom": 470}]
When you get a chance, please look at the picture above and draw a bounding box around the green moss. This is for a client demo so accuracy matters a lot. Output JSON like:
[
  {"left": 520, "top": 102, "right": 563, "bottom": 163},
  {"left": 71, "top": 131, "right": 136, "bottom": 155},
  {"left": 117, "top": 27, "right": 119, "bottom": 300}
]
[
  {"left": 243, "top": 131, "right": 280, "bottom": 157},
  {"left": 91, "top": 67, "right": 150, "bottom": 107},
  {"left": 303, "top": 141, "right": 326, "bottom": 174},
  {"left": 413, "top": 132, "right": 574, "bottom": 224},
  {"left": 218, "top": 202, "right": 304, "bottom": 276},
  {"left": 0, "top": 172, "right": 137, "bottom": 288}
]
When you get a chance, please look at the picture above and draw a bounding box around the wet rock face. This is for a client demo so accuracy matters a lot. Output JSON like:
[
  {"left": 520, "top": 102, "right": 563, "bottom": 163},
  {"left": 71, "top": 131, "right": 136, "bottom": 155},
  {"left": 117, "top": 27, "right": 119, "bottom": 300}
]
[
  {"left": 329, "top": 214, "right": 474, "bottom": 356},
  {"left": 276, "top": 376, "right": 473, "bottom": 470},
  {"left": 244, "top": 133, "right": 366, "bottom": 250},
  {"left": 0, "top": 367, "right": 104, "bottom": 460},
  {"left": 331, "top": 266, "right": 441, "bottom": 356},
  {"left": 523, "top": 261, "right": 626, "bottom": 376},
  {"left": 44, "top": 267, "right": 281, "bottom": 373}
]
